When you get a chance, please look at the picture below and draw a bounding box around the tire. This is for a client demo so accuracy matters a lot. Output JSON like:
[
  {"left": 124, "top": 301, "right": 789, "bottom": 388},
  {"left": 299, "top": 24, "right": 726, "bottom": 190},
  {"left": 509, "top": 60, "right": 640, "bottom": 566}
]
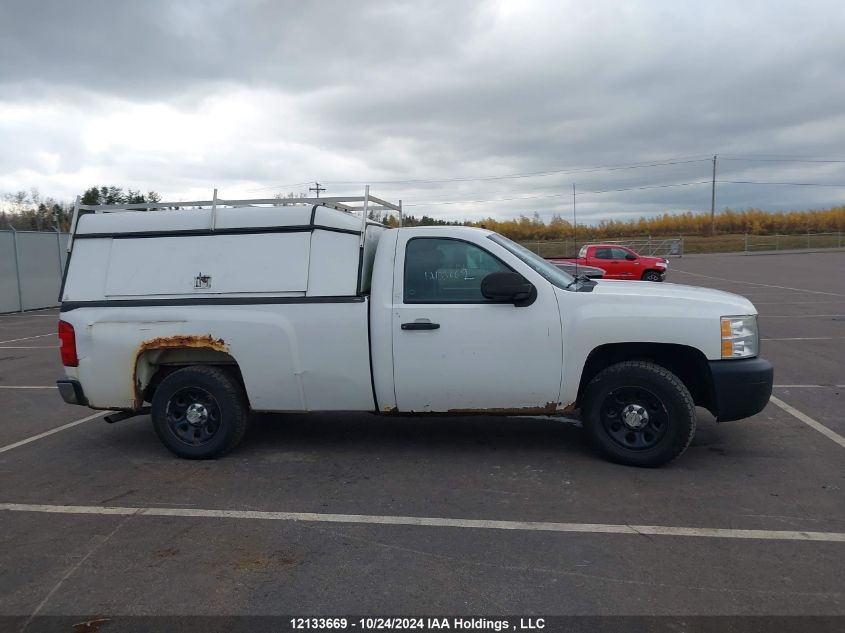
[
  {"left": 642, "top": 270, "right": 662, "bottom": 282},
  {"left": 151, "top": 366, "right": 249, "bottom": 459},
  {"left": 581, "top": 361, "right": 696, "bottom": 467}
]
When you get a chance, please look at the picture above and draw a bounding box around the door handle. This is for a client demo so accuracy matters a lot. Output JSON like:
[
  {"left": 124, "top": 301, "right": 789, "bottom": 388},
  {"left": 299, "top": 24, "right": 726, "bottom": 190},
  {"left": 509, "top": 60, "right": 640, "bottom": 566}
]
[{"left": 401, "top": 322, "right": 440, "bottom": 330}]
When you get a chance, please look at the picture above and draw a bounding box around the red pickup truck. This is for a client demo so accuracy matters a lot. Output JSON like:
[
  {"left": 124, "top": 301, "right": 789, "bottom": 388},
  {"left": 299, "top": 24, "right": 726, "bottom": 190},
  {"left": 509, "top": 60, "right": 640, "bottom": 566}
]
[{"left": 550, "top": 244, "right": 669, "bottom": 281}]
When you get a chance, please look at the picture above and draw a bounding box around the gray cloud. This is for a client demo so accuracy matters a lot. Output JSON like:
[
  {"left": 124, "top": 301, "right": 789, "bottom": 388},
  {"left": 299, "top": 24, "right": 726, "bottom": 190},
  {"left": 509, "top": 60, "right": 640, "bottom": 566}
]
[{"left": 1, "top": 0, "right": 843, "bottom": 222}]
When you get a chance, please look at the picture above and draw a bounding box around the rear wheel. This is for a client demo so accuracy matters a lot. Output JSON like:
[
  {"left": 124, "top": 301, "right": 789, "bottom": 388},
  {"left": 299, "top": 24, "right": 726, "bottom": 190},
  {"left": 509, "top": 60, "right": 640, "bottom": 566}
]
[
  {"left": 581, "top": 361, "right": 695, "bottom": 467},
  {"left": 642, "top": 270, "right": 663, "bottom": 282},
  {"left": 151, "top": 366, "right": 249, "bottom": 459}
]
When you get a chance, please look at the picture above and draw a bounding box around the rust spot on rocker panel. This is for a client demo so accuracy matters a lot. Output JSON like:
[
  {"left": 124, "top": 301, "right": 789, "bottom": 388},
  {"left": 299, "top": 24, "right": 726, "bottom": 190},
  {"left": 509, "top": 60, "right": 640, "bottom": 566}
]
[
  {"left": 448, "top": 401, "right": 576, "bottom": 415},
  {"left": 381, "top": 402, "right": 577, "bottom": 416},
  {"left": 560, "top": 402, "right": 578, "bottom": 415},
  {"left": 132, "top": 335, "right": 230, "bottom": 408}
]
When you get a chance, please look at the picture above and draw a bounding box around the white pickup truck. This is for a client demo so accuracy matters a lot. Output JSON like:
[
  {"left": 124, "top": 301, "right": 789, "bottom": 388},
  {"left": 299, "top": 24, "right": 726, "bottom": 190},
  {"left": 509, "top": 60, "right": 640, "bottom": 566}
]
[{"left": 56, "top": 191, "right": 773, "bottom": 467}]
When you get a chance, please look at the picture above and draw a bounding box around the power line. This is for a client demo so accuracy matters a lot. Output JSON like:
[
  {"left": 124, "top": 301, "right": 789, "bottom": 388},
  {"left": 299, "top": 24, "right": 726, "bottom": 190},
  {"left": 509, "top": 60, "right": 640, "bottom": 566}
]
[
  {"left": 397, "top": 177, "right": 845, "bottom": 209},
  {"left": 577, "top": 181, "right": 713, "bottom": 195},
  {"left": 720, "top": 156, "right": 845, "bottom": 163},
  {"left": 403, "top": 193, "right": 569, "bottom": 207},
  {"left": 332, "top": 158, "right": 712, "bottom": 185},
  {"left": 264, "top": 156, "right": 713, "bottom": 190},
  {"left": 404, "top": 181, "right": 712, "bottom": 207},
  {"left": 246, "top": 181, "right": 315, "bottom": 193},
  {"left": 241, "top": 155, "right": 845, "bottom": 199},
  {"left": 718, "top": 180, "right": 845, "bottom": 187}
]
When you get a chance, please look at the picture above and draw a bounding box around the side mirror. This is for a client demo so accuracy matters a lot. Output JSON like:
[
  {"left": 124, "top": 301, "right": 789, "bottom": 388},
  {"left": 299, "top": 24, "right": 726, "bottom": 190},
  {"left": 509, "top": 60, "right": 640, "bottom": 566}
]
[
  {"left": 625, "top": 253, "right": 637, "bottom": 261},
  {"left": 481, "top": 272, "right": 537, "bottom": 307}
]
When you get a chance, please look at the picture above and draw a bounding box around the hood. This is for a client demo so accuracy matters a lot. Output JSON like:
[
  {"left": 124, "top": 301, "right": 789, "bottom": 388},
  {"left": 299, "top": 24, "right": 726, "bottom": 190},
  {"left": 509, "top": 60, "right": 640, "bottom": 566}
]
[{"left": 588, "top": 280, "right": 757, "bottom": 314}]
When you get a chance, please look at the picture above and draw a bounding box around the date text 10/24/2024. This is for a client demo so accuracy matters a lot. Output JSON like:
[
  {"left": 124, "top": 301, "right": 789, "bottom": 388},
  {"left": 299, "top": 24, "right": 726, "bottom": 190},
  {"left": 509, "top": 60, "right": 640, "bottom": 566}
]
[{"left": 290, "top": 618, "right": 546, "bottom": 631}]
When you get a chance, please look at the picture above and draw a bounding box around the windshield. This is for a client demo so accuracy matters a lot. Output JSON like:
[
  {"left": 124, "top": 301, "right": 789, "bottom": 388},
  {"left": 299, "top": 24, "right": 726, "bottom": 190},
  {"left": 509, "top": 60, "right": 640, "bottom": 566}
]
[{"left": 487, "top": 233, "right": 576, "bottom": 290}]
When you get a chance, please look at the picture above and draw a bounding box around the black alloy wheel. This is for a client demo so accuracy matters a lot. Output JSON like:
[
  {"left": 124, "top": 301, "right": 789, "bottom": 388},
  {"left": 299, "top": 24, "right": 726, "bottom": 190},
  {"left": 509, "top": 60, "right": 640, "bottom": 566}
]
[
  {"left": 600, "top": 386, "right": 669, "bottom": 450},
  {"left": 151, "top": 366, "right": 249, "bottom": 459},
  {"left": 165, "top": 386, "right": 221, "bottom": 446},
  {"left": 581, "top": 361, "right": 696, "bottom": 467}
]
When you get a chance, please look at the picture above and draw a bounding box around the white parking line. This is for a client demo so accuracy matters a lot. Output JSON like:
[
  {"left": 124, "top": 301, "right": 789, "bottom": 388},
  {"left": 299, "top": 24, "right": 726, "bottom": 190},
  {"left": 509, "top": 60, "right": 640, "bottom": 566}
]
[
  {"left": 670, "top": 270, "right": 845, "bottom": 297},
  {"left": 0, "top": 309, "right": 58, "bottom": 318},
  {"left": 754, "top": 300, "right": 845, "bottom": 305},
  {"left": 760, "top": 315, "right": 845, "bottom": 318},
  {"left": 774, "top": 384, "right": 845, "bottom": 388},
  {"left": 761, "top": 337, "right": 841, "bottom": 341},
  {"left": 769, "top": 396, "right": 845, "bottom": 450},
  {"left": 0, "top": 333, "right": 55, "bottom": 345},
  {"left": 0, "top": 345, "right": 59, "bottom": 349},
  {"left": 0, "top": 502, "right": 843, "bottom": 542},
  {"left": 0, "top": 385, "right": 58, "bottom": 389},
  {"left": 0, "top": 318, "right": 59, "bottom": 326},
  {"left": 0, "top": 411, "right": 107, "bottom": 454}
]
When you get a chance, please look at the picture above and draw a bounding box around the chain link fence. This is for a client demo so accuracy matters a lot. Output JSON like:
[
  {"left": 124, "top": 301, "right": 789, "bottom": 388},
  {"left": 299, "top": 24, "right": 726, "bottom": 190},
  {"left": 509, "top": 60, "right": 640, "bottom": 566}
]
[
  {"left": 520, "top": 232, "right": 844, "bottom": 258},
  {"left": 743, "top": 231, "right": 844, "bottom": 254},
  {"left": 519, "top": 236, "right": 683, "bottom": 258},
  {"left": 0, "top": 230, "right": 68, "bottom": 313}
]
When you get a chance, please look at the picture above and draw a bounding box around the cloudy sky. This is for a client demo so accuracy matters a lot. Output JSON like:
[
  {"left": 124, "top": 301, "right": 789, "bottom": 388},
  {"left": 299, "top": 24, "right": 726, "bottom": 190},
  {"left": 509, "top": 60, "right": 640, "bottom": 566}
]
[{"left": 1, "top": 0, "right": 844, "bottom": 223}]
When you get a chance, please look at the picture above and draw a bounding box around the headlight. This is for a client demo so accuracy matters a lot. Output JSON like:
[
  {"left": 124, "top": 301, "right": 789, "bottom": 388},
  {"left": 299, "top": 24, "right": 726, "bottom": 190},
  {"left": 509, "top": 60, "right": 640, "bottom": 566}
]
[{"left": 721, "top": 315, "right": 758, "bottom": 359}]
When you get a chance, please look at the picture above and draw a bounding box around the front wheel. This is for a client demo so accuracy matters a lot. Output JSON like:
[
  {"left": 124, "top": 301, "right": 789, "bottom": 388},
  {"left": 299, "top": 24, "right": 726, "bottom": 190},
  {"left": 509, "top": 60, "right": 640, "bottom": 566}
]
[
  {"left": 581, "top": 361, "right": 696, "bottom": 467},
  {"left": 642, "top": 270, "right": 663, "bottom": 282},
  {"left": 151, "top": 366, "right": 249, "bottom": 459}
]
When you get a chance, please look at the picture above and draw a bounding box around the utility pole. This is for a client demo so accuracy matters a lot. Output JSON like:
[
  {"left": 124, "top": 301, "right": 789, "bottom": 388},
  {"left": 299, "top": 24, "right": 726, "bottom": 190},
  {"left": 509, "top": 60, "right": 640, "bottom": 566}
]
[
  {"left": 710, "top": 154, "right": 717, "bottom": 236},
  {"left": 572, "top": 183, "right": 578, "bottom": 276},
  {"left": 309, "top": 182, "right": 326, "bottom": 198}
]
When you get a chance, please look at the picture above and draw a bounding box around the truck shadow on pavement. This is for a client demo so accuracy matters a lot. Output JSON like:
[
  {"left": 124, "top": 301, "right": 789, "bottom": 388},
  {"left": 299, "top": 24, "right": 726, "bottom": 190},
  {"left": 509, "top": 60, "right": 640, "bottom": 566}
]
[
  {"left": 242, "top": 412, "right": 724, "bottom": 461},
  {"left": 105, "top": 409, "right": 725, "bottom": 466},
  {"left": 236, "top": 412, "right": 587, "bottom": 455}
]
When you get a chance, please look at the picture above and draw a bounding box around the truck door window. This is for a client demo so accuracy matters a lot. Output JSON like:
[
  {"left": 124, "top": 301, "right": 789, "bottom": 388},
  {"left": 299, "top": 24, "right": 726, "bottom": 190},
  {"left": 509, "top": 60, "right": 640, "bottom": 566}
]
[
  {"left": 594, "top": 248, "right": 613, "bottom": 260},
  {"left": 611, "top": 247, "right": 630, "bottom": 259},
  {"left": 404, "top": 238, "right": 510, "bottom": 303}
]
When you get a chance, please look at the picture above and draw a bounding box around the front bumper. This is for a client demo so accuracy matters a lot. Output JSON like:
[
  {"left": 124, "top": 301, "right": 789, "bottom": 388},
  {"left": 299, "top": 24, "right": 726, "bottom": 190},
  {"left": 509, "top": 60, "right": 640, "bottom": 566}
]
[
  {"left": 708, "top": 357, "right": 773, "bottom": 422},
  {"left": 56, "top": 379, "right": 88, "bottom": 406}
]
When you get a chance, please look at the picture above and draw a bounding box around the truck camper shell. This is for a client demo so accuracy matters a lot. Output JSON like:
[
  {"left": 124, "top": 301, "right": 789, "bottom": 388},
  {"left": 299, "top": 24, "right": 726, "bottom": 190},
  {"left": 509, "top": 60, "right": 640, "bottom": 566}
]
[{"left": 62, "top": 188, "right": 401, "bottom": 305}]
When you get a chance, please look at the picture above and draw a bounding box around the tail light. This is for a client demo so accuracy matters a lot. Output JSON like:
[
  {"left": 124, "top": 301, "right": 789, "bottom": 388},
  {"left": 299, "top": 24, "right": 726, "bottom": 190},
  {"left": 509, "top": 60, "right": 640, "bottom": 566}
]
[{"left": 58, "top": 320, "right": 78, "bottom": 367}]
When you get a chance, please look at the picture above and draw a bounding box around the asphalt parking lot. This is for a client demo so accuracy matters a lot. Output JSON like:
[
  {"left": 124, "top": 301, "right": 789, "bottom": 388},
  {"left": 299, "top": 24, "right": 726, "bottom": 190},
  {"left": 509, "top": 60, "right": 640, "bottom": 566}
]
[{"left": 1, "top": 250, "right": 843, "bottom": 628}]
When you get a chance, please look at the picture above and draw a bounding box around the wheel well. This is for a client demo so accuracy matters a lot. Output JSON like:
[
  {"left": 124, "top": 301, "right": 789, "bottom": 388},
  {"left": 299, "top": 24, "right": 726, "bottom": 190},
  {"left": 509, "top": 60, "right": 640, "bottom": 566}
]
[
  {"left": 136, "top": 348, "right": 246, "bottom": 406},
  {"left": 577, "top": 343, "right": 713, "bottom": 410}
]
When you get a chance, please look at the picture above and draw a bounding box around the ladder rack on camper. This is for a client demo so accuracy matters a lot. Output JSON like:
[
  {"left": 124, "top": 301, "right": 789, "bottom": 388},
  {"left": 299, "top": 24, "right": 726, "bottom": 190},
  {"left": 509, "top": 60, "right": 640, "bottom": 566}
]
[{"left": 66, "top": 185, "right": 402, "bottom": 253}]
